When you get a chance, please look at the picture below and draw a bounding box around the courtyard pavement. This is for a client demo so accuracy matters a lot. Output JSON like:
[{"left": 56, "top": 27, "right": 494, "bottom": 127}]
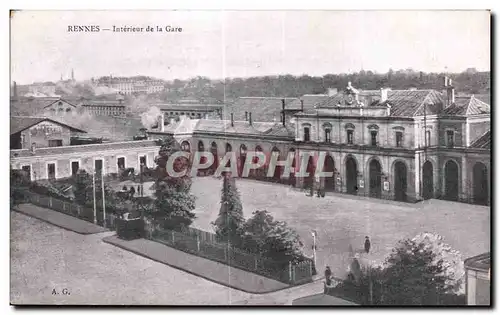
[
  {"left": 13, "top": 203, "right": 108, "bottom": 234},
  {"left": 190, "top": 177, "right": 491, "bottom": 280}
]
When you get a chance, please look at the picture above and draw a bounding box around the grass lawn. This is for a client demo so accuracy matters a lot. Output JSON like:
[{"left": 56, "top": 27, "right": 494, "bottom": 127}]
[{"left": 190, "top": 177, "right": 490, "bottom": 279}]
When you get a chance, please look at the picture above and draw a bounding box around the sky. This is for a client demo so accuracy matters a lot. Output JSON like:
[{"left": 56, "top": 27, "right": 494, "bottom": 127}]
[{"left": 10, "top": 10, "right": 491, "bottom": 84}]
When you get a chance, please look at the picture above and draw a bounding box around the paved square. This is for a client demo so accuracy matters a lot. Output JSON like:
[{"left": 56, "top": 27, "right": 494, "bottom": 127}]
[{"left": 190, "top": 177, "right": 490, "bottom": 278}]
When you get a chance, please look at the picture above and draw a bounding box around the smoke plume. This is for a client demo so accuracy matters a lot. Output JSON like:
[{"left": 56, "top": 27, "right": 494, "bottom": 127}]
[{"left": 140, "top": 106, "right": 162, "bottom": 129}]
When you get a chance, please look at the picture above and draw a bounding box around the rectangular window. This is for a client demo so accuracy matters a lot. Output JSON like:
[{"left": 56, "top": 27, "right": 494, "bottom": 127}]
[
  {"left": 94, "top": 159, "right": 103, "bottom": 176},
  {"left": 325, "top": 129, "right": 331, "bottom": 143},
  {"left": 426, "top": 130, "right": 431, "bottom": 147},
  {"left": 48, "top": 139, "right": 63, "bottom": 147},
  {"left": 347, "top": 130, "right": 354, "bottom": 144},
  {"left": 71, "top": 161, "right": 79, "bottom": 176},
  {"left": 396, "top": 132, "right": 403, "bottom": 147},
  {"left": 47, "top": 163, "right": 56, "bottom": 180},
  {"left": 304, "top": 127, "right": 310, "bottom": 142},
  {"left": 370, "top": 131, "right": 378, "bottom": 146},
  {"left": 446, "top": 130, "right": 455, "bottom": 148}
]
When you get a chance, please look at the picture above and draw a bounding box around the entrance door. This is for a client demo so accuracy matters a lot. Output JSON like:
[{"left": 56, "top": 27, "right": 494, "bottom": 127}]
[
  {"left": 345, "top": 156, "right": 357, "bottom": 195},
  {"left": 324, "top": 155, "right": 335, "bottom": 192},
  {"left": 288, "top": 149, "right": 296, "bottom": 186},
  {"left": 71, "top": 161, "right": 80, "bottom": 176},
  {"left": 271, "top": 147, "right": 282, "bottom": 183},
  {"left": 369, "top": 159, "right": 382, "bottom": 198},
  {"left": 394, "top": 161, "right": 408, "bottom": 201},
  {"left": 473, "top": 162, "right": 488, "bottom": 205},
  {"left": 444, "top": 160, "right": 459, "bottom": 201},
  {"left": 21, "top": 165, "right": 31, "bottom": 181},
  {"left": 210, "top": 142, "right": 218, "bottom": 174},
  {"left": 95, "top": 159, "right": 103, "bottom": 176},
  {"left": 304, "top": 155, "right": 315, "bottom": 191},
  {"left": 47, "top": 163, "right": 56, "bottom": 180},
  {"left": 117, "top": 157, "right": 125, "bottom": 170},
  {"left": 422, "top": 161, "right": 434, "bottom": 200}
]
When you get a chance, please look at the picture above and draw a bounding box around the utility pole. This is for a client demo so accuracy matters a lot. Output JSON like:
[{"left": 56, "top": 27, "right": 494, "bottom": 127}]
[
  {"left": 92, "top": 171, "right": 97, "bottom": 224},
  {"left": 101, "top": 169, "right": 106, "bottom": 228}
]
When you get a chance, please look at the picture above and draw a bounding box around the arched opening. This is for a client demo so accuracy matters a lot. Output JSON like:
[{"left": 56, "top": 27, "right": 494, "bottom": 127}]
[
  {"left": 225, "top": 143, "right": 233, "bottom": 169},
  {"left": 288, "top": 148, "right": 296, "bottom": 186},
  {"left": 197, "top": 141, "right": 207, "bottom": 176},
  {"left": 473, "top": 162, "right": 488, "bottom": 205},
  {"left": 252, "top": 145, "right": 264, "bottom": 179},
  {"left": 444, "top": 160, "right": 459, "bottom": 201},
  {"left": 304, "top": 154, "right": 316, "bottom": 191},
  {"left": 239, "top": 144, "right": 247, "bottom": 177},
  {"left": 210, "top": 142, "right": 218, "bottom": 174},
  {"left": 422, "top": 161, "right": 434, "bottom": 200},
  {"left": 324, "top": 155, "right": 335, "bottom": 192},
  {"left": 345, "top": 156, "right": 357, "bottom": 195},
  {"left": 271, "top": 147, "right": 282, "bottom": 183},
  {"left": 393, "top": 161, "right": 408, "bottom": 201},
  {"left": 181, "top": 141, "right": 190, "bottom": 152},
  {"left": 369, "top": 159, "right": 382, "bottom": 198}
]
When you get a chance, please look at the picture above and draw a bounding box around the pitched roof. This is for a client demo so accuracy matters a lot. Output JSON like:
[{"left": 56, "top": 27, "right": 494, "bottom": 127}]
[
  {"left": 287, "top": 94, "right": 330, "bottom": 110},
  {"left": 315, "top": 89, "right": 445, "bottom": 117},
  {"left": 10, "top": 116, "right": 87, "bottom": 135},
  {"left": 193, "top": 118, "right": 294, "bottom": 138},
  {"left": 470, "top": 130, "right": 491, "bottom": 149},
  {"left": 464, "top": 252, "right": 490, "bottom": 272},
  {"left": 444, "top": 95, "right": 490, "bottom": 116},
  {"left": 155, "top": 104, "right": 222, "bottom": 111},
  {"left": 224, "top": 97, "right": 299, "bottom": 123}
]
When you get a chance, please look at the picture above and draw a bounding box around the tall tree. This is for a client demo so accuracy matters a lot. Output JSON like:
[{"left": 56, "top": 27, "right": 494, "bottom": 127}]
[
  {"left": 148, "top": 137, "right": 196, "bottom": 231},
  {"left": 213, "top": 174, "right": 245, "bottom": 243}
]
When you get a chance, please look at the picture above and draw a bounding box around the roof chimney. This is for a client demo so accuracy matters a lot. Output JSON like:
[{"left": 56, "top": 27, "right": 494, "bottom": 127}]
[
  {"left": 281, "top": 98, "right": 286, "bottom": 127},
  {"left": 249, "top": 112, "right": 252, "bottom": 126},
  {"left": 300, "top": 99, "right": 304, "bottom": 112},
  {"left": 30, "top": 143, "right": 36, "bottom": 154},
  {"left": 230, "top": 113, "right": 234, "bottom": 127},
  {"left": 380, "top": 88, "right": 389, "bottom": 103},
  {"left": 245, "top": 111, "right": 248, "bottom": 121}
]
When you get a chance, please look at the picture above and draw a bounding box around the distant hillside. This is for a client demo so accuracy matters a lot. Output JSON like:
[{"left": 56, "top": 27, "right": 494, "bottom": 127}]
[{"left": 155, "top": 70, "right": 490, "bottom": 103}]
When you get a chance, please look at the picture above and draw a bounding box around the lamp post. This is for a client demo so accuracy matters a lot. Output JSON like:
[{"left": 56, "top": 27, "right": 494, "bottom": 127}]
[
  {"left": 311, "top": 230, "right": 317, "bottom": 268},
  {"left": 92, "top": 170, "right": 97, "bottom": 225}
]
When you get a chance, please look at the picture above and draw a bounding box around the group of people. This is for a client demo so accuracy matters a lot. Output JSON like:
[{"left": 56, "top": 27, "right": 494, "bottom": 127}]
[
  {"left": 324, "top": 236, "right": 371, "bottom": 287},
  {"left": 120, "top": 185, "right": 144, "bottom": 199}
]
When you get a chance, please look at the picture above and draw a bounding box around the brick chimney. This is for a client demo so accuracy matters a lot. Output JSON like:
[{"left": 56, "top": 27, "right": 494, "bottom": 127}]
[
  {"left": 300, "top": 99, "right": 304, "bottom": 112},
  {"left": 249, "top": 112, "right": 252, "bottom": 126},
  {"left": 281, "top": 98, "right": 286, "bottom": 127},
  {"left": 230, "top": 113, "right": 234, "bottom": 127},
  {"left": 380, "top": 88, "right": 389, "bottom": 103}
]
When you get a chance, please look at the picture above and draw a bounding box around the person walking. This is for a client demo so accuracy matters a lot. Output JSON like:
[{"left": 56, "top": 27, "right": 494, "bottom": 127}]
[
  {"left": 324, "top": 266, "right": 332, "bottom": 285},
  {"left": 364, "top": 236, "right": 371, "bottom": 254}
]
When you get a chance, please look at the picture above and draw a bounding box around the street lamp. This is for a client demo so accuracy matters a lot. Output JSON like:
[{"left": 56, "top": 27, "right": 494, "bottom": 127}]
[{"left": 311, "top": 230, "right": 317, "bottom": 268}]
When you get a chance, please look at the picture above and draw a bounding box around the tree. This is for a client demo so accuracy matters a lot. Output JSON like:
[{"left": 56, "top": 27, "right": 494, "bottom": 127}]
[
  {"left": 148, "top": 136, "right": 196, "bottom": 231},
  {"left": 240, "top": 210, "right": 304, "bottom": 263},
  {"left": 10, "top": 169, "right": 30, "bottom": 209},
  {"left": 212, "top": 174, "right": 245, "bottom": 243}
]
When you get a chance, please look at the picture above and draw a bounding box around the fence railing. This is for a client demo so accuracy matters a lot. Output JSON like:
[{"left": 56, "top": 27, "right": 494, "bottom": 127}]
[
  {"left": 146, "top": 223, "right": 313, "bottom": 285},
  {"left": 23, "top": 191, "right": 118, "bottom": 230}
]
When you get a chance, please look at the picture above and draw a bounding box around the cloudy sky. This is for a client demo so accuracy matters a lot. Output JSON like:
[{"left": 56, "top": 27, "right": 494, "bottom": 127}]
[{"left": 11, "top": 10, "right": 490, "bottom": 84}]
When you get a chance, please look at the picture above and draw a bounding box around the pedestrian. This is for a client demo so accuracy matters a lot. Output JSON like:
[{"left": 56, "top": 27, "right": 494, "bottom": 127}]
[
  {"left": 364, "top": 236, "right": 371, "bottom": 254},
  {"left": 129, "top": 186, "right": 136, "bottom": 198},
  {"left": 324, "top": 266, "right": 332, "bottom": 285}
]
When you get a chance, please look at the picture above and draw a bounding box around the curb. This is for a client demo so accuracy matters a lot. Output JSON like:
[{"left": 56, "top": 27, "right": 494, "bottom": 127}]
[
  {"left": 103, "top": 236, "right": 317, "bottom": 295},
  {"left": 12, "top": 209, "right": 108, "bottom": 235}
]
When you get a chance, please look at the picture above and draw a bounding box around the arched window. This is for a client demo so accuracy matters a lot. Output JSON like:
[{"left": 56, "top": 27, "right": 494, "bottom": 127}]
[
  {"left": 240, "top": 144, "right": 247, "bottom": 155},
  {"left": 181, "top": 141, "right": 190, "bottom": 152},
  {"left": 302, "top": 124, "right": 311, "bottom": 142},
  {"left": 345, "top": 123, "right": 355, "bottom": 145},
  {"left": 198, "top": 141, "right": 204, "bottom": 151},
  {"left": 323, "top": 123, "right": 332, "bottom": 143}
]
